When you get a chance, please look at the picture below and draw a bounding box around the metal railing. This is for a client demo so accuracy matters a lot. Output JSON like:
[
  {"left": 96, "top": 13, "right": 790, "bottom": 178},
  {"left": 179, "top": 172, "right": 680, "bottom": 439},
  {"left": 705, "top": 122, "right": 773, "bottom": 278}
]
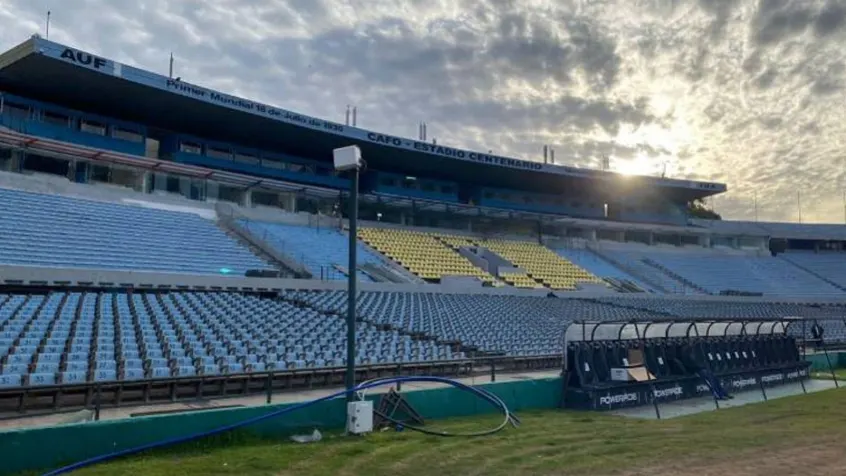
[{"left": 0, "top": 354, "right": 561, "bottom": 419}]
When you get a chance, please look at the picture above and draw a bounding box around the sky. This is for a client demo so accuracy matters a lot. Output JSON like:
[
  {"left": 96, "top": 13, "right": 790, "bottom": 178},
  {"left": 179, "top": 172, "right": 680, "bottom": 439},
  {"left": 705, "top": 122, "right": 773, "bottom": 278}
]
[{"left": 1, "top": 0, "right": 845, "bottom": 223}]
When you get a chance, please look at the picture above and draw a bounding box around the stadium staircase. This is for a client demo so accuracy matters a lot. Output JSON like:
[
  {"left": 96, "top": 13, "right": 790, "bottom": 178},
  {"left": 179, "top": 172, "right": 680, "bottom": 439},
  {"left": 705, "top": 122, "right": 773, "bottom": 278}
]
[
  {"left": 358, "top": 262, "right": 419, "bottom": 284},
  {"left": 584, "top": 246, "right": 673, "bottom": 294},
  {"left": 471, "top": 238, "right": 604, "bottom": 290},
  {"left": 778, "top": 255, "right": 846, "bottom": 292},
  {"left": 642, "top": 258, "right": 710, "bottom": 294},
  {"left": 601, "top": 278, "right": 648, "bottom": 293},
  {"left": 346, "top": 229, "right": 424, "bottom": 284},
  {"left": 214, "top": 203, "right": 309, "bottom": 278},
  {"left": 358, "top": 228, "right": 497, "bottom": 284},
  {"left": 279, "top": 292, "right": 475, "bottom": 358}
]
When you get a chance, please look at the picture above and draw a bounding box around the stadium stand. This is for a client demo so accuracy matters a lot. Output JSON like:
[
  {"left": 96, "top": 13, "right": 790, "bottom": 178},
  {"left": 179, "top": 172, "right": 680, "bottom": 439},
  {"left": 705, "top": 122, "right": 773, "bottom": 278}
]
[
  {"left": 358, "top": 228, "right": 496, "bottom": 283},
  {"left": 590, "top": 243, "right": 705, "bottom": 294},
  {"left": 291, "top": 291, "right": 661, "bottom": 356},
  {"left": 0, "top": 291, "right": 464, "bottom": 388},
  {"left": 237, "top": 220, "right": 380, "bottom": 282},
  {"left": 645, "top": 249, "right": 841, "bottom": 295},
  {"left": 0, "top": 187, "right": 271, "bottom": 275},
  {"left": 780, "top": 252, "right": 846, "bottom": 290},
  {"left": 587, "top": 241, "right": 844, "bottom": 296},
  {"left": 553, "top": 245, "right": 655, "bottom": 292},
  {"left": 474, "top": 238, "right": 603, "bottom": 290},
  {"left": 5, "top": 36, "right": 846, "bottom": 408},
  {"left": 2, "top": 283, "right": 845, "bottom": 390}
]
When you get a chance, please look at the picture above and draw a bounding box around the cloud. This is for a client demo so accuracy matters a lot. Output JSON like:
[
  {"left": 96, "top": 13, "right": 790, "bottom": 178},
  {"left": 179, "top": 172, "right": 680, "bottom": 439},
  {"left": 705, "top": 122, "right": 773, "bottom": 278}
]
[{"left": 2, "top": 0, "right": 846, "bottom": 223}]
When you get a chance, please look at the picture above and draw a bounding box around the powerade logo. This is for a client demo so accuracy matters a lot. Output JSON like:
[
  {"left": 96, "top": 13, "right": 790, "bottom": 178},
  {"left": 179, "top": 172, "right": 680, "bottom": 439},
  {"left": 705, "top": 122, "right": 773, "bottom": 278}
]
[
  {"left": 761, "top": 374, "right": 784, "bottom": 384},
  {"left": 599, "top": 392, "right": 638, "bottom": 406},
  {"left": 787, "top": 369, "right": 807, "bottom": 379},
  {"left": 732, "top": 377, "right": 757, "bottom": 389},
  {"left": 653, "top": 386, "right": 683, "bottom": 399}
]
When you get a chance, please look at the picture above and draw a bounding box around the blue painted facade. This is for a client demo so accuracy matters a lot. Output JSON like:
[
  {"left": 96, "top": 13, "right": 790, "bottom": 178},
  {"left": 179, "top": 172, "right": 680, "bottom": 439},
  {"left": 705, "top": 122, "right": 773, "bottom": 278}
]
[
  {"left": 0, "top": 90, "right": 686, "bottom": 224},
  {"left": 0, "top": 92, "right": 146, "bottom": 156}
]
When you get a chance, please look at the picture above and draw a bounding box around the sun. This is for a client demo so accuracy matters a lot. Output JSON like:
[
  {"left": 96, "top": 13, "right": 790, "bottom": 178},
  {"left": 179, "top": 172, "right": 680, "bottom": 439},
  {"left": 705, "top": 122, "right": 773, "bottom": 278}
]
[{"left": 614, "top": 154, "right": 655, "bottom": 176}]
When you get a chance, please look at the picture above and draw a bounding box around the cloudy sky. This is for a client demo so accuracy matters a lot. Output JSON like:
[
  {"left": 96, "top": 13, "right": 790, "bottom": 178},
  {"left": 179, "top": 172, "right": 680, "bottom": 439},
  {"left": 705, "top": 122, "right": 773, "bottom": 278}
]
[{"left": 1, "top": 0, "right": 845, "bottom": 223}]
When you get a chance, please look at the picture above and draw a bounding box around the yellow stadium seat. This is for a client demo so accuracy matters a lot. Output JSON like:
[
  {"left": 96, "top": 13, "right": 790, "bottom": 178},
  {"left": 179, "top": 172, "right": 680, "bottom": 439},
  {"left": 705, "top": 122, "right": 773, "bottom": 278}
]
[
  {"left": 359, "top": 228, "right": 497, "bottom": 283},
  {"left": 473, "top": 238, "right": 604, "bottom": 290}
]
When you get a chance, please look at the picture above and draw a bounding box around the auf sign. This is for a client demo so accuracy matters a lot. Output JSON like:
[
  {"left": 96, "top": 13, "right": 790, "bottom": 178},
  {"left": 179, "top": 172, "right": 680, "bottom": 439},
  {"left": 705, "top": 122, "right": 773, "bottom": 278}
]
[{"left": 60, "top": 48, "right": 108, "bottom": 69}]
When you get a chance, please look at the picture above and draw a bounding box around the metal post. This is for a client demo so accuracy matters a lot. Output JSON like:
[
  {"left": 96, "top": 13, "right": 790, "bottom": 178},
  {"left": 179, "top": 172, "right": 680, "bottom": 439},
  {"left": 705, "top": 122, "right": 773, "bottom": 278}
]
[{"left": 345, "top": 167, "right": 359, "bottom": 402}]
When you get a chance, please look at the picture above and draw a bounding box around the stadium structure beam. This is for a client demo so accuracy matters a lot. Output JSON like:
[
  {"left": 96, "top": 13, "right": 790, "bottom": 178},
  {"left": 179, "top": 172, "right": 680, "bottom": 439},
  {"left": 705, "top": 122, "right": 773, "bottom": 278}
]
[
  {"left": 333, "top": 145, "right": 363, "bottom": 403},
  {"left": 346, "top": 167, "right": 359, "bottom": 402}
]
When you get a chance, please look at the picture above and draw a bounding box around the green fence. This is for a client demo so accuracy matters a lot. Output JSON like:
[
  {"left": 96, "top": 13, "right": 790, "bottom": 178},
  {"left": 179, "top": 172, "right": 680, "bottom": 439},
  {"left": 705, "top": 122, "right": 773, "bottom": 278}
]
[
  {"left": 0, "top": 377, "right": 562, "bottom": 474},
  {"left": 807, "top": 351, "right": 846, "bottom": 371}
]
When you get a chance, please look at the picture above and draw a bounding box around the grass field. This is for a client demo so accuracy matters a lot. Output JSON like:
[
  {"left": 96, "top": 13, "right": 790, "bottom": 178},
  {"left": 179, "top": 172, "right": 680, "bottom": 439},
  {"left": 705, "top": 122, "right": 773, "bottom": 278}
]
[{"left": 33, "top": 388, "right": 846, "bottom": 476}]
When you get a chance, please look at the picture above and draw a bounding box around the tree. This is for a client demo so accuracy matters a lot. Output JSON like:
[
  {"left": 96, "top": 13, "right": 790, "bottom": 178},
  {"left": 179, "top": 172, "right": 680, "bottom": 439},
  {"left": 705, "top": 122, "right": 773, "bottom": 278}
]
[{"left": 686, "top": 198, "right": 722, "bottom": 220}]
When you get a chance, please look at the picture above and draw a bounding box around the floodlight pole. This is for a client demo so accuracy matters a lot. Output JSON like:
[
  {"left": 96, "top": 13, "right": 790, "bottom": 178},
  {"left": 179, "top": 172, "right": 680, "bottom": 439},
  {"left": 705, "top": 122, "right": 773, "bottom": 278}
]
[{"left": 345, "top": 165, "right": 359, "bottom": 402}]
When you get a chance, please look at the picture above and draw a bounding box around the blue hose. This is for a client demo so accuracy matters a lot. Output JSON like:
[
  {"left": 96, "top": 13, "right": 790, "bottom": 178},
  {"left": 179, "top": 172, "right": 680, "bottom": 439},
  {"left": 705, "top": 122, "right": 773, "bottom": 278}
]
[{"left": 41, "top": 376, "right": 516, "bottom": 476}]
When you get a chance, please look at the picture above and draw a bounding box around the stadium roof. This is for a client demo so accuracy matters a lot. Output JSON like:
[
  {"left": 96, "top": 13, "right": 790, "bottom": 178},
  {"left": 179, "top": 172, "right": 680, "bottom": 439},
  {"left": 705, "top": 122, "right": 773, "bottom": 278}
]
[{"left": 0, "top": 36, "right": 726, "bottom": 202}]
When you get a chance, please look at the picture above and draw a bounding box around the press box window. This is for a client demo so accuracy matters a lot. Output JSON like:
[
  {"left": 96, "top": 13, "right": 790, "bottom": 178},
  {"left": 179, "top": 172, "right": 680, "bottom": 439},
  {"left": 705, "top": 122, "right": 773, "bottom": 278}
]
[
  {"left": 3, "top": 102, "right": 30, "bottom": 120},
  {"left": 112, "top": 127, "right": 143, "bottom": 143},
  {"left": 180, "top": 142, "right": 202, "bottom": 154},
  {"left": 262, "top": 158, "right": 283, "bottom": 169},
  {"left": 43, "top": 111, "right": 70, "bottom": 127},
  {"left": 207, "top": 147, "right": 232, "bottom": 160},
  {"left": 80, "top": 119, "right": 107, "bottom": 136},
  {"left": 234, "top": 152, "right": 259, "bottom": 165}
]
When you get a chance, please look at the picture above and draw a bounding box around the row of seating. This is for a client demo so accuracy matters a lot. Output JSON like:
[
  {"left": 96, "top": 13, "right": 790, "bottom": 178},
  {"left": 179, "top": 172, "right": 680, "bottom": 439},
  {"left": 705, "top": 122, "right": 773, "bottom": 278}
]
[
  {"left": 590, "top": 242, "right": 845, "bottom": 296},
  {"left": 2, "top": 287, "right": 844, "bottom": 388},
  {"left": 473, "top": 238, "right": 603, "bottom": 290},
  {"left": 0, "top": 291, "right": 463, "bottom": 388},
  {"left": 0, "top": 187, "right": 271, "bottom": 275},
  {"left": 358, "top": 228, "right": 495, "bottom": 282},
  {"left": 357, "top": 228, "right": 605, "bottom": 289},
  {"left": 238, "top": 220, "right": 380, "bottom": 282}
]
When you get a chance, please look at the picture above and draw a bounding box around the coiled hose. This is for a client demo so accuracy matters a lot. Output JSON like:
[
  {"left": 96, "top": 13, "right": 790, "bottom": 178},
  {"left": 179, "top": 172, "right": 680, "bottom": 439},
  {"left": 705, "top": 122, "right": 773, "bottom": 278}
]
[{"left": 42, "top": 376, "right": 519, "bottom": 476}]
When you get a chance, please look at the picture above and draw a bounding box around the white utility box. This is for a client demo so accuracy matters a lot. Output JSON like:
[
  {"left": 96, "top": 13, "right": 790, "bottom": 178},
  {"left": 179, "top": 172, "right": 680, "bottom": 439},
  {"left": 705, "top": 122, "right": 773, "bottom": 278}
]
[
  {"left": 346, "top": 400, "right": 374, "bottom": 434},
  {"left": 333, "top": 145, "right": 362, "bottom": 172}
]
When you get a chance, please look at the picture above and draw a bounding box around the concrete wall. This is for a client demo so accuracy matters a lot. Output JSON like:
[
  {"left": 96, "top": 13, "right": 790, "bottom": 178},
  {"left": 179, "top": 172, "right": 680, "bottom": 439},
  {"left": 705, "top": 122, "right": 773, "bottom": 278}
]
[{"left": 0, "top": 377, "right": 563, "bottom": 474}]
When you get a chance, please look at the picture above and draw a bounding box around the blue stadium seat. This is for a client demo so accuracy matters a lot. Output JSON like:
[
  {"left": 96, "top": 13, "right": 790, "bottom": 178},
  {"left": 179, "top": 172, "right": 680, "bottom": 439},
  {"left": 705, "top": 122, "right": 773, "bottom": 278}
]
[
  {"left": 93, "top": 369, "right": 117, "bottom": 382},
  {"left": 0, "top": 374, "right": 23, "bottom": 388},
  {"left": 0, "top": 187, "right": 273, "bottom": 275},
  {"left": 0, "top": 287, "right": 839, "bottom": 393},
  {"left": 28, "top": 373, "right": 56, "bottom": 386},
  {"left": 238, "top": 221, "right": 382, "bottom": 282},
  {"left": 123, "top": 368, "right": 145, "bottom": 380},
  {"left": 61, "top": 371, "right": 87, "bottom": 385}
]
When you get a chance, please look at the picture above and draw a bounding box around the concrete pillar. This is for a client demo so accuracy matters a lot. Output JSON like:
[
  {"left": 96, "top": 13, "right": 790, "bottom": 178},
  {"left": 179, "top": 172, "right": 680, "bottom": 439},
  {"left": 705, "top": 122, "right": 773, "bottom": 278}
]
[
  {"left": 153, "top": 173, "right": 168, "bottom": 192},
  {"left": 242, "top": 189, "right": 252, "bottom": 208},
  {"left": 284, "top": 192, "right": 297, "bottom": 212},
  {"left": 138, "top": 171, "right": 151, "bottom": 193},
  {"left": 206, "top": 181, "right": 219, "bottom": 201},
  {"left": 178, "top": 177, "right": 191, "bottom": 198}
]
